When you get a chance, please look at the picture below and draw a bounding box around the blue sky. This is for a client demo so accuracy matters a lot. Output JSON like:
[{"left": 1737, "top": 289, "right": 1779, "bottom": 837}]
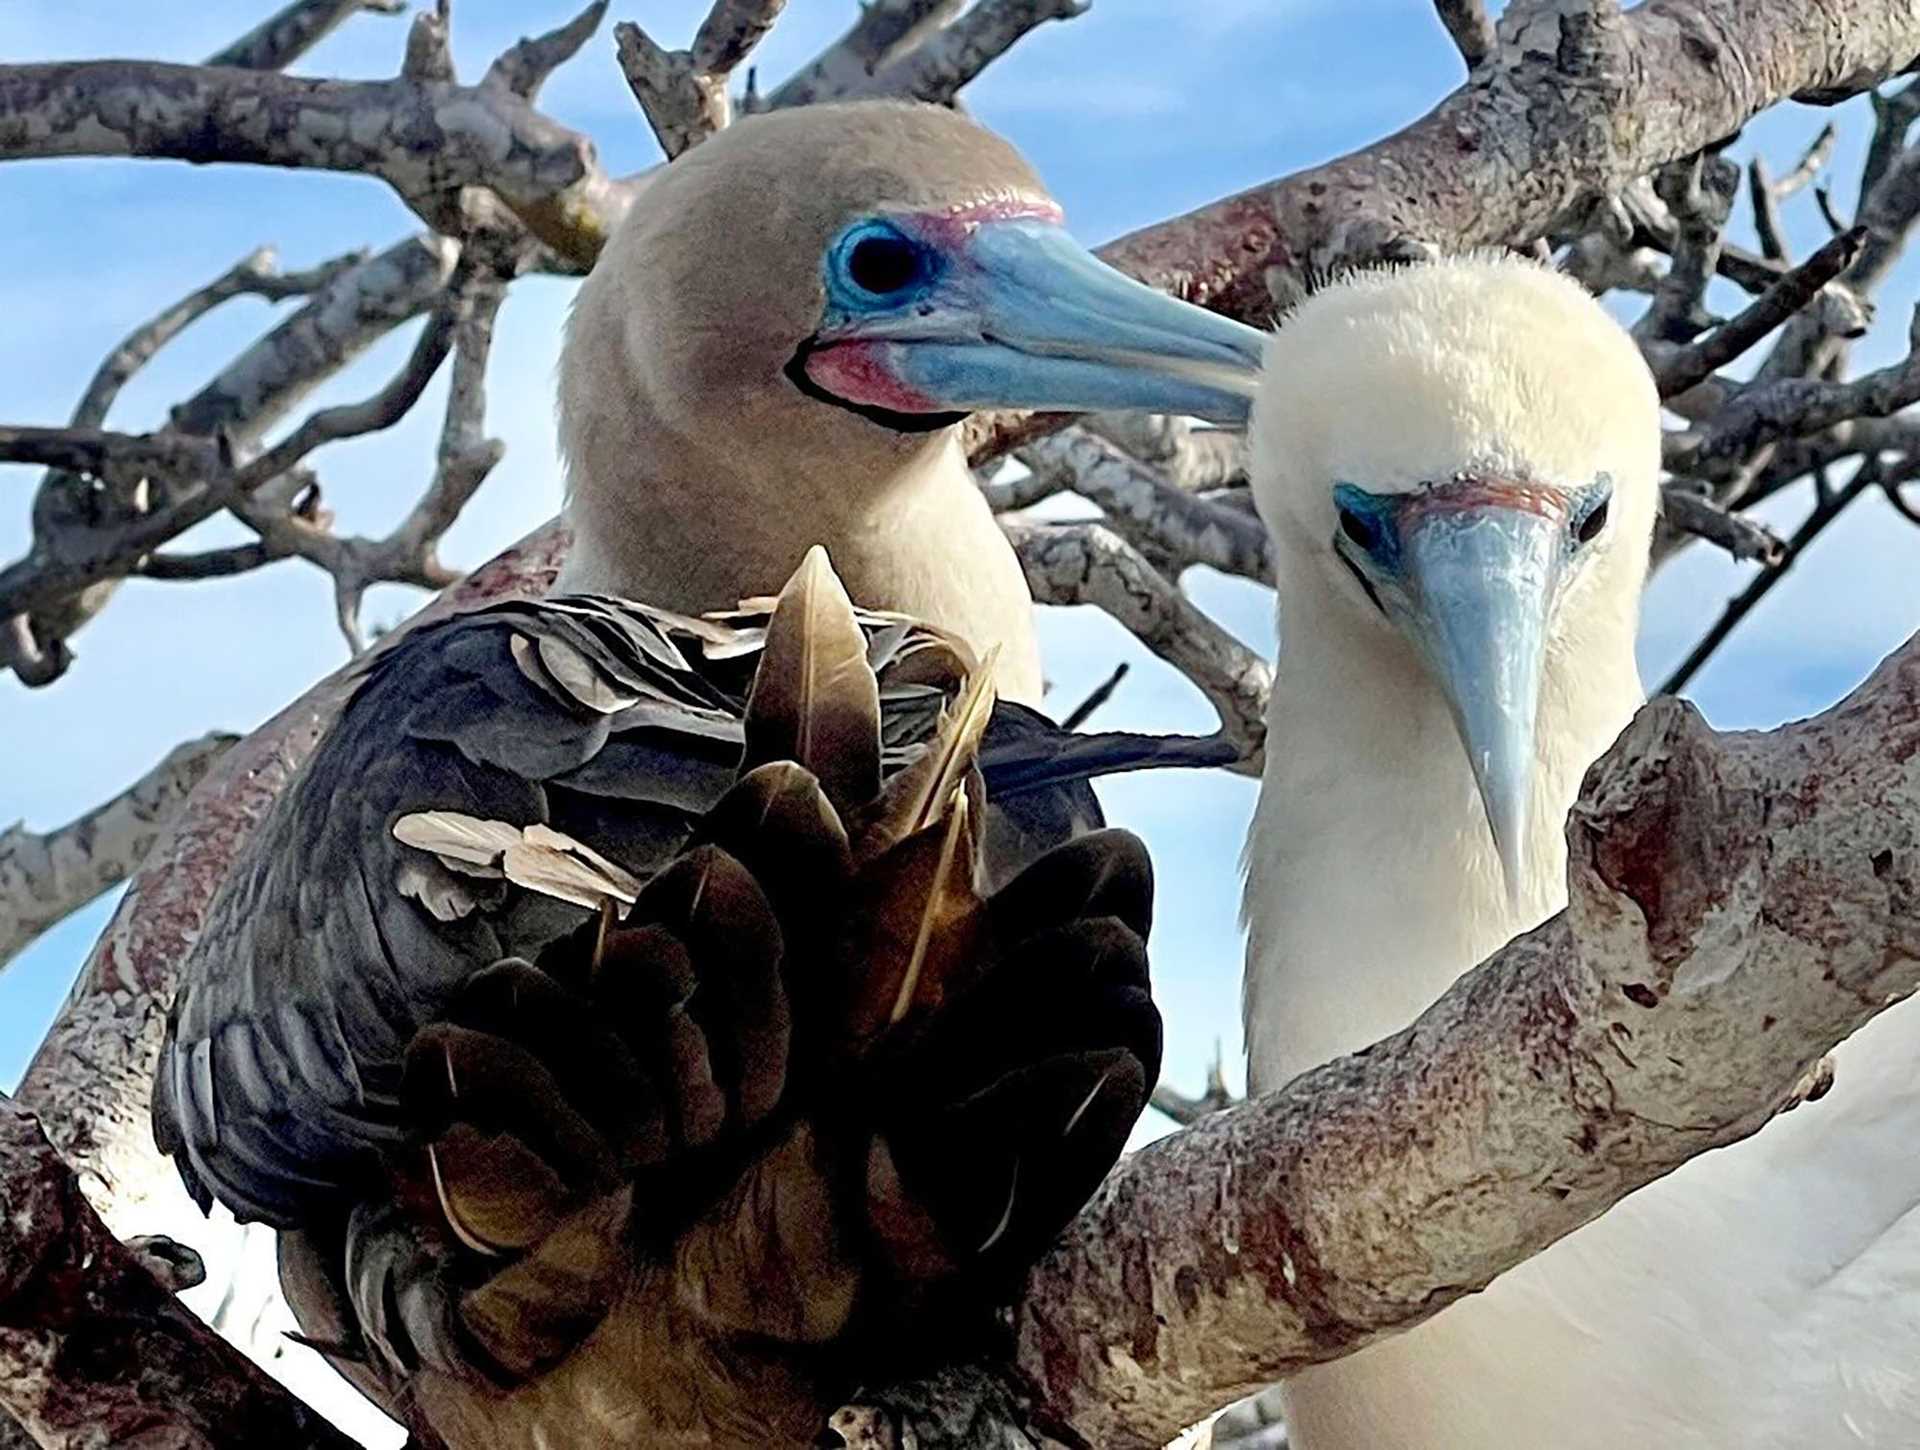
[{"left": 4, "top": 1, "right": 1919, "bottom": 1125}]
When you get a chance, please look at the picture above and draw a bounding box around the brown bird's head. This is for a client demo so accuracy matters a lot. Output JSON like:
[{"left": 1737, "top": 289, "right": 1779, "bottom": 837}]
[{"left": 558, "top": 100, "right": 1262, "bottom": 515}]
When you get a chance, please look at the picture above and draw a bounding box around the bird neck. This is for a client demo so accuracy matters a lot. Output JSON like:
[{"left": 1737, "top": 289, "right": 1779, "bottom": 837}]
[
  {"left": 1242, "top": 572, "right": 1643, "bottom": 1090},
  {"left": 554, "top": 427, "right": 1044, "bottom": 705}
]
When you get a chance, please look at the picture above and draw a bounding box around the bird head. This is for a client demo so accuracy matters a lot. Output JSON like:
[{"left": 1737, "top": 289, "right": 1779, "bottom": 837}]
[
  {"left": 559, "top": 101, "right": 1262, "bottom": 494},
  {"left": 1248, "top": 254, "right": 1661, "bottom": 894}
]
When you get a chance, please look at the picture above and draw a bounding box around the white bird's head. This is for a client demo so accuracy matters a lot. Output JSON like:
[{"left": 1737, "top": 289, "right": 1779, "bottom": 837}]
[{"left": 1248, "top": 254, "right": 1661, "bottom": 892}]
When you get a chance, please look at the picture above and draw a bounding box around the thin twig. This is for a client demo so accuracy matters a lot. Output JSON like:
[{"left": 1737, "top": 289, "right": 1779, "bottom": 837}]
[
  {"left": 1659, "top": 462, "right": 1880, "bottom": 695},
  {"left": 1749, "top": 157, "right": 1789, "bottom": 262},
  {"left": 1061, "top": 663, "right": 1130, "bottom": 732},
  {"left": 1150, "top": 1042, "right": 1237, "bottom": 1127},
  {"left": 1659, "top": 482, "right": 1788, "bottom": 565},
  {"left": 1654, "top": 226, "right": 1867, "bottom": 398}
]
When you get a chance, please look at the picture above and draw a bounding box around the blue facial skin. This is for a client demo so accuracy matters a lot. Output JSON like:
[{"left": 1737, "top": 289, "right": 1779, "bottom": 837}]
[
  {"left": 806, "top": 213, "right": 1268, "bottom": 424},
  {"left": 1328, "top": 474, "right": 1615, "bottom": 898}
]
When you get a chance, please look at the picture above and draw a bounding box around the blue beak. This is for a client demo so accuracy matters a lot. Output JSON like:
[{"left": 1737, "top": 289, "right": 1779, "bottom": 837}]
[
  {"left": 806, "top": 217, "right": 1265, "bottom": 424},
  {"left": 1398, "top": 502, "right": 1567, "bottom": 898}
]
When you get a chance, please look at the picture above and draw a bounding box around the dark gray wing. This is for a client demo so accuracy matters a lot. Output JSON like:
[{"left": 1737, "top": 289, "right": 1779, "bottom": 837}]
[{"left": 152, "top": 596, "right": 1163, "bottom": 1229}]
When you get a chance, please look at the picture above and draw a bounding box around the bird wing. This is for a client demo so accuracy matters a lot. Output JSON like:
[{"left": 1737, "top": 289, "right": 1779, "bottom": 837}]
[{"left": 152, "top": 590, "right": 1181, "bottom": 1230}]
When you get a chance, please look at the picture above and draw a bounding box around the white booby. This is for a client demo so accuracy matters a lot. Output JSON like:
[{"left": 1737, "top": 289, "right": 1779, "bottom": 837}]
[
  {"left": 1241, "top": 254, "right": 1920, "bottom": 1448},
  {"left": 152, "top": 100, "right": 1262, "bottom": 1448}
]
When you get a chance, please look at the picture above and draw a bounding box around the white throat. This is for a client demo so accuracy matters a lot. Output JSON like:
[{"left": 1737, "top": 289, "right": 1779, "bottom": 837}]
[{"left": 1241, "top": 563, "right": 1642, "bottom": 1089}]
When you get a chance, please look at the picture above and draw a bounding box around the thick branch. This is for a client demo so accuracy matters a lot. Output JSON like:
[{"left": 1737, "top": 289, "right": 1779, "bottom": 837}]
[
  {"left": 1434, "top": 0, "right": 1496, "bottom": 69},
  {"left": 0, "top": 1097, "right": 357, "bottom": 1448},
  {"left": 1097, "top": 0, "right": 1920, "bottom": 319},
  {"left": 0, "top": 62, "right": 621, "bottom": 264},
  {"left": 839, "top": 622, "right": 1920, "bottom": 1446},
  {"left": 0, "top": 735, "right": 236, "bottom": 973}
]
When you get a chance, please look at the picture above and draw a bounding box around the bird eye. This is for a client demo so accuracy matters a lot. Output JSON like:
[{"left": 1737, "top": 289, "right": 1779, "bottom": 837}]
[
  {"left": 1337, "top": 504, "right": 1378, "bottom": 553},
  {"left": 840, "top": 225, "right": 925, "bottom": 297},
  {"left": 1573, "top": 489, "right": 1612, "bottom": 547}
]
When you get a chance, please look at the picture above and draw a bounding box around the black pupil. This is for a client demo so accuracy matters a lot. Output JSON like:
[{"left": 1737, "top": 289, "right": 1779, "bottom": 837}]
[
  {"left": 848, "top": 235, "right": 921, "bottom": 295},
  {"left": 1338, "top": 507, "right": 1375, "bottom": 551},
  {"left": 1577, "top": 497, "right": 1610, "bottom": 545}
]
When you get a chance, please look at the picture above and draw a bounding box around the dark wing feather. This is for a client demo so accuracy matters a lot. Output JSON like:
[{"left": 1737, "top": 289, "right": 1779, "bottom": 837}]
[{"left": 153, "top": 594, "right": 1203, "bottom": 1230}]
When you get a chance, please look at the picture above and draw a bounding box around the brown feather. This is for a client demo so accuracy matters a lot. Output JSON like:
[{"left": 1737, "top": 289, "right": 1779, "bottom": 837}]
[
  {"left": 848, "top": 650, "right": 998, "bottom": 865},
  {"left": 836, "top": 794, "right": 986, "bottom": 1046},
  {"left": 739, "top": 547, "right": 881, "bottom": 817},
  {"left": 458, "top": 1186, "right": 636, "bottom": 1382}
]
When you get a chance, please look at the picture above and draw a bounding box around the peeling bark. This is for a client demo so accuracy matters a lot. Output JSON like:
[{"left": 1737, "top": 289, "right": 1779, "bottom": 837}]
[{"left": 0, "top": 1097, "right": 358, "bottom": 1449}]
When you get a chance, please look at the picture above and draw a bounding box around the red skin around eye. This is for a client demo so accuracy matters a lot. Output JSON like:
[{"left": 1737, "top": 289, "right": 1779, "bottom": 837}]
[
  {"left": 1403, "top": 475, "right": 1571, "bottom": 524},
  {"left": 804, "top": 341, "right": 944, "bottom": 413},
  {"left": 904, "top": 196, "right": 1066, "bottom": 250}
]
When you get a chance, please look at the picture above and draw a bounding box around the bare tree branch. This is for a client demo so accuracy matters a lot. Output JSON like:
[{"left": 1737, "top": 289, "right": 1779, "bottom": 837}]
[
  {"left": 1150, "top": 1043, "right": 1236, "bottom": 1127},
  {"left": 204, "top": 0, "right": 405, "bottom": 72},
  {"left": 1433, "top": 0, "right": 1496, "bottom": 69},
  {"left": 1659, "top": 461, "right": 1882, "bottom": 695},
  {"left": 1635, "top": 152, "right": 1739, "bottom": 344},
  {"left": 1017, "top": 429, "right": 1272, "bottom": 582},
  {"left": 235, "top": 270, "right": 508, "bottom": 650},
  {"left": 482, "top": 0, "right": 610, "bottom": 99},
  {"left": 1658, "top": 482, "right": 1789, "bottom": 566},
  {"left": 0, "top": 427, "right": 225, "bottom": 490},
  {"left": 614, "top": 19, "right": 738, "bottom": 160},
  {"left": 1008, "top": 521, "right": 1270, "bottom": 771},
  {"left": 1085, "top": 415, "right": 1247, "bottom": 494},
  {"left": 0, "top": 1096, "right": 358, "bottom": 1449},
  {"left": 768, "top": 0, "right": 964, "bottom": 107},
  {"left": 841, "top": 0, "right": 1089, "bottom": 103},
  {"left": 0, "top": 62, "right": 624, "bottom": 265},
  {"left": 3, "top": 234, "right": 457, "bottom": 685},
  {"left": 1749, "top": 156, "right": 1790, "bottom": 261},
  {"left": 0, "top": 306, "right": 458, "bottom": 631},
  {"left": 1672, "top": 307, "right": 1920, "bottom": 476},
  {"left": 1097, "top": 0, "right": 1920, "bottom": 319},
  {"left": 1652, "top": 225, "right": 1867, "bottom": 398},
  {"left": 0, "top": 735, "right": 236, "bottom": 973}
]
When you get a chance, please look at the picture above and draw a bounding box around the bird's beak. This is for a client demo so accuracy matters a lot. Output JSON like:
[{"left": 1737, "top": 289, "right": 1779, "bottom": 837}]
[
  {"left": 813, "top": 218, "right": 1265, "bottom": 424},
  {"left": 1396, "top": 489, "right": 1569, "bottom": 899}
]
